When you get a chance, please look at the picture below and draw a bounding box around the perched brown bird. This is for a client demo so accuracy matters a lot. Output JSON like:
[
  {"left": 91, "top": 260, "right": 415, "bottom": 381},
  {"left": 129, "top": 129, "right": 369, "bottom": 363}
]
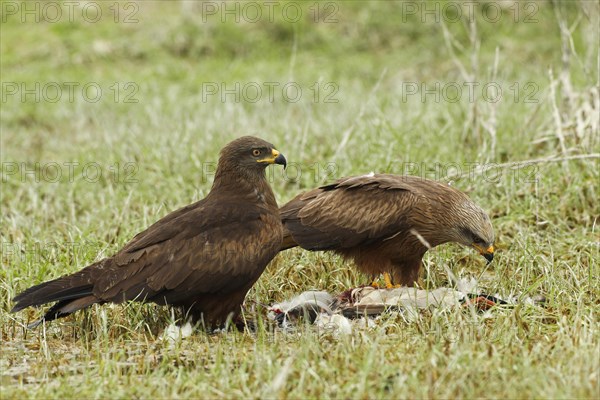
[
  {"left": 280, "top": 174, "right": 495, "bottom": 287},
  {"left": 12, "top": 136, "right": 287, "bottom": 328}
]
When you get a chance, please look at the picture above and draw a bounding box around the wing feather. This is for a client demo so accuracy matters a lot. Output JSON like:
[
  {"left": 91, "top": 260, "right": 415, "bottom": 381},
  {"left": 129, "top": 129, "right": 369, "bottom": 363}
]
[
  {"left": 94, "top": 205, "right": 281, "bottom": 303},
  {"left": 281, "top": 174, "right": 429, "bottom": 250}
]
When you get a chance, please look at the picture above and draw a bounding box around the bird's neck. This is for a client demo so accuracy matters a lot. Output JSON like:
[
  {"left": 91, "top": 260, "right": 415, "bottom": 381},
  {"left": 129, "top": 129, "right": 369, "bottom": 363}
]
[
  {"left": 412, "top": 211, "right": 460, "bottom": 249},
  {"left": 211, "top": 167, "right": 278, "bottom": 209},
  {"left": 408, "top": 229, "right": 448, "bottom": 250},
  {"left": 423, "top": 214, "right": 464, "bottom": 248}
]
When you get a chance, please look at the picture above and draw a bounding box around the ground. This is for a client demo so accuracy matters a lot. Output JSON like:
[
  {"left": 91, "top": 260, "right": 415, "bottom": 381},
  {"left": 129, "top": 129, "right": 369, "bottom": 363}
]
[{"left": 1, "top": 1, "right": 598, "bottom": 398}]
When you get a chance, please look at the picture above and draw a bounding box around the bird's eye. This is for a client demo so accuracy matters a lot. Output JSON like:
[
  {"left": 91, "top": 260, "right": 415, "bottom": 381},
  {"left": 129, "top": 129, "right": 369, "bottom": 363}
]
[
  {"left": 473, "top": 235, "right": 485, "bottom": 245},
  {"left": 463, "top": 227, "right": 484, "bottom": 245},
  {"left": 252, "top": 149, "right": 261, "bottom": 157}
]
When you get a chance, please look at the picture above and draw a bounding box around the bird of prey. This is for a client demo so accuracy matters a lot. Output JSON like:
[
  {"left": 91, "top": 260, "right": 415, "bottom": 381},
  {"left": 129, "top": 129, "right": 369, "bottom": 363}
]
[
  {"left": 12, "top": 136, "right": 287, "bottom": 328},
  {"left": 280, "top": 174, "right": 495, "bottom": 287}
]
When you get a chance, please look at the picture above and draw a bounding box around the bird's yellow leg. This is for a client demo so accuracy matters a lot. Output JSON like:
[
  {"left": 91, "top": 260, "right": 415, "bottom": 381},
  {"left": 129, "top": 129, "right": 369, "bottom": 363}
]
[
  {"left": 384, "top": 272, "right": 403, "bottom": 289},
  {"left": 371, "top": 273, "right": 402, "bottom": 289},
  {"left": 383, "top": 272, "right": 394, "bottom": 289}
]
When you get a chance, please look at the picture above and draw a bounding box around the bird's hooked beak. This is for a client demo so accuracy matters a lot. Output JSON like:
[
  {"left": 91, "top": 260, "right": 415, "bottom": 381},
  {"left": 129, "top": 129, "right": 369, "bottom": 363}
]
[
  {"left": 257, "top": 148, "right": 287, "bottom": 169},
  {"left": 473, "top": 243, "right": 495, "bottom": 264}
]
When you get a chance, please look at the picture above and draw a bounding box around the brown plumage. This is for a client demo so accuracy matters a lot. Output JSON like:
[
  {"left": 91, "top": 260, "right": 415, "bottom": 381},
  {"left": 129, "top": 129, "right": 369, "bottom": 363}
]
[
  {"left": 280, "top": 174, "right": 495, "bottom": 286},
  {"left": 12, "top": 136, "right": 287, "bottom": 328}
]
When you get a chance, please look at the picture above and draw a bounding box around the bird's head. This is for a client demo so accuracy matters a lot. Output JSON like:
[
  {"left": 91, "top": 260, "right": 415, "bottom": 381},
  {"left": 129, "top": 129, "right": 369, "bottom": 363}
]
[
  {"left": 451, "top": 201, "right": 495, "bottom": 263},
  {"left": 217, "top": 136, "right": 287, "bottom": 176}
]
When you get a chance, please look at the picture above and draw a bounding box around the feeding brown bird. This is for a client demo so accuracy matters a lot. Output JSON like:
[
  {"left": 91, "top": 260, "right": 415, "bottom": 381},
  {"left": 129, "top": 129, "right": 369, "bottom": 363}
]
[
  {"left": 12, "top": 136, "right": 287, "bottom": 328},
  {"left": 280, "top": 173, "right": 495, "bottom": 287}
]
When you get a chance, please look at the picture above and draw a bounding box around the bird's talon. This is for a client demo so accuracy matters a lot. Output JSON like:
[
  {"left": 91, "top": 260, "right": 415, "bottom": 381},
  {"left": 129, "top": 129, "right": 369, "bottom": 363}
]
[
  {"left": 383, "top": 272, "right": 395, "bottom": 289},
  {"left": 369, "top": 273, "right": 402, "bottom": 289}
]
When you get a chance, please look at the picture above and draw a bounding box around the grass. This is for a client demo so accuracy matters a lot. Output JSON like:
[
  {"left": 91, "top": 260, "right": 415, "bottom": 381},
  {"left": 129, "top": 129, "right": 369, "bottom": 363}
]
[{"left": 1, "top": 1, "right": 599, "bottom": 398}]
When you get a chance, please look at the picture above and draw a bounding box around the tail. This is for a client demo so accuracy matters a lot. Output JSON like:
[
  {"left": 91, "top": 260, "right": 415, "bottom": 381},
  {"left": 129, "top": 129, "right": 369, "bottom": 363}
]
[{"left": 11, "top": 262, "right": 105, "bottom": 328}]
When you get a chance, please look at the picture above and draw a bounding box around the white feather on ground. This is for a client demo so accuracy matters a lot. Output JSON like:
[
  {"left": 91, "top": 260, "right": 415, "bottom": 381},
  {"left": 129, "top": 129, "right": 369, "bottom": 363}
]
[{"left": 160, "top": 321, "right": 194, "bottom": 343}]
